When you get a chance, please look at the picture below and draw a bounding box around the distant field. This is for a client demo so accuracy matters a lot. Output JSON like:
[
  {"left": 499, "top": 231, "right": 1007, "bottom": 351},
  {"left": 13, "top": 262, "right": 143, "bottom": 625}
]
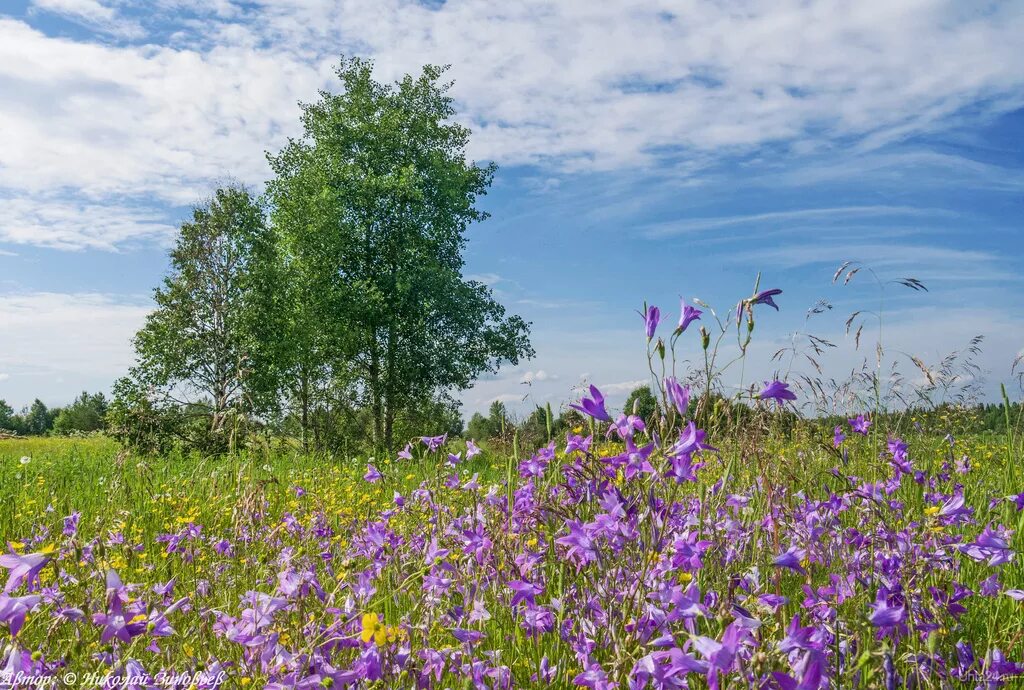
[{"left": 1, "top": 429, "right": 1022, "bottom": 687}]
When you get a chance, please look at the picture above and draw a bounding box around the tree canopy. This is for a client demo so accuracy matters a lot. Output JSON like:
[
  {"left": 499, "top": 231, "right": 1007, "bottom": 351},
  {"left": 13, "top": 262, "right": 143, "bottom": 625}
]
[
  {"left": 266, "top": 57, "right": 533, "bottom": 450},
  {"left": 112, "top": 185, "right": 284, "bottom": 453},
  {"left": 52, "top": 392, "right": 108, "bottom": 435},
  {"left": 108, "top": 58, "right": 532, "bottom": 455}
]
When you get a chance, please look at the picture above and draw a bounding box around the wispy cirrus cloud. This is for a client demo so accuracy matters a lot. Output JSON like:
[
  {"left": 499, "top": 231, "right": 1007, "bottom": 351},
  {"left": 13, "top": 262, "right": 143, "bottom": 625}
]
[
  {"left": 29, "top": 0, "right": 143, "bottom": 37},
  {"left": 32, "top": 0, "right": 115, "bottom": 23},
  {"left": 0, "top": 196, "right": 178, "bottom": 251},
  {"left": 641, "top": 206, "right": 956, "bottom": 239},
  {"left": 723, "top": 242, "right": 1022, "bottom": 285},
  {"left": 767, "top": 150, "right": 1024, "bottom": 192}
]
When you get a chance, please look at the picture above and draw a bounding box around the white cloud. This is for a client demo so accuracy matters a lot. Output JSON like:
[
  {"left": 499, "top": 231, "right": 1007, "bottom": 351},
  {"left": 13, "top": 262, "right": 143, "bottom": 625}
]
[
  {"left": 465, "top": 273, "right": 504, "bottom": 287},
  {"left": 598, "top": 379, "right": 650, "bottom": 395},
  {"left": 487, "top": 393, "right": 526, "bottom": 405},
  {"left": 0, "top": 196, "right": 178, "bottom": 250},
  {"left": 31, "top": 0, "right": 115, "bottom": 23},
  {"left": 253, "top": 0, "right": 1024, "bottom": 169},
  {"left": 0, "top": 17, "right": 325, "bottom": 202},
  {"left": 0, "top": 292, "right": 150, "bottom": 406},
  {"left": 28, "top": 0, "right": 143, "bottom": 36},
  {"left": 0, "top": 2, "right": 1022, "bottom": 250},
  {"left": 520, "top": 369, "right": 558, "bottom": 384}
]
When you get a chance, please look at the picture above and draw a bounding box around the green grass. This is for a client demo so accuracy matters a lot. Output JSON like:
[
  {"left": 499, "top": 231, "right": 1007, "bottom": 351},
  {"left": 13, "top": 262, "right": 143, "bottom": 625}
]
[{"left": 0, "top": 430, "right": 1021, "bottom": 685}]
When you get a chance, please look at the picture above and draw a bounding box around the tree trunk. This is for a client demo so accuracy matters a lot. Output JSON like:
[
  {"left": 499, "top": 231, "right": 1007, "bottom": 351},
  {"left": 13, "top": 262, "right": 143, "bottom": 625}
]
[
  {"left": 370, "top": 342, "right": 383, "bottom": 450},
  {"left": 300, "top": 370, "right": 309, "bottom": 455},
  {"left": 384, "top": 404, "right": 395, "bottom": 454},
  {"left": 383, "top": 325, "right": 397, "bottom": 452}
]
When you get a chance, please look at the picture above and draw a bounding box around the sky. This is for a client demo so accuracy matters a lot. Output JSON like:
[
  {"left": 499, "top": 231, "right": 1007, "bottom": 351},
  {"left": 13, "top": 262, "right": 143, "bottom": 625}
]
[{"left": 0, "top": 0, "right": 1022, "bottom": 421}]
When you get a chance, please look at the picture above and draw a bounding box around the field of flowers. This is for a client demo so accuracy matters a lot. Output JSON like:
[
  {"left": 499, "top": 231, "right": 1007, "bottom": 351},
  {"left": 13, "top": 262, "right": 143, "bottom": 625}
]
[
  {"left": 1, "top": 291, "right": 1022, "bottom": 689},
  {"left": 1, "top": 419, "right": 1022, "bottom": 688}
]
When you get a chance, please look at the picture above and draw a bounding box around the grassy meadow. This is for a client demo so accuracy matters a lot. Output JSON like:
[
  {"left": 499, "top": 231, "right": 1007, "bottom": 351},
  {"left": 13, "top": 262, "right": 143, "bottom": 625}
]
[{"left": 1, "top": 421, "right": 1022, "bottom": 688}]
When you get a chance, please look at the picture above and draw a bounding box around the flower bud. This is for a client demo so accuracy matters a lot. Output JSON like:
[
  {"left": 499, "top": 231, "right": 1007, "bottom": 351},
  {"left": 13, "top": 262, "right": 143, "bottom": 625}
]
[{"left": 700, "top": 326, "right": 710, "bottom": 351}]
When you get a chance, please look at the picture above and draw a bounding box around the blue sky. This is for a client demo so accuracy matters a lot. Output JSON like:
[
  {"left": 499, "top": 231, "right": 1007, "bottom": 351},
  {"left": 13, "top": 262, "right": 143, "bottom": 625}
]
[{"left": 1, "top": 0, "right": 1022, "bottom": 419}]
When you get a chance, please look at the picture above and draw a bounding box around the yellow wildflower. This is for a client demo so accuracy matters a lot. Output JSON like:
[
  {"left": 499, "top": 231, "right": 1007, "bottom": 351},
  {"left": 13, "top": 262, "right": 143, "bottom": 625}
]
[{"left": 360, "top": 613, "right": 387, "bottom": 646}]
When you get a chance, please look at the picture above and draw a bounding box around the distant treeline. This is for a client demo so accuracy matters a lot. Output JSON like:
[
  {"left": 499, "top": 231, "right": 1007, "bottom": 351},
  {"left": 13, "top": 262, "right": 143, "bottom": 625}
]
[
  {"left": 2, "top": 386, "right": 1019, "bottom": 444},
  {"left": 0, "top": 392, "right": 108, "bottom": 437},
  {"left": 474, "top": 388, "right": 1024, "bottom": 450},
  {"left": 814, "top": 400, "right": 1024, "bottom": 437}
]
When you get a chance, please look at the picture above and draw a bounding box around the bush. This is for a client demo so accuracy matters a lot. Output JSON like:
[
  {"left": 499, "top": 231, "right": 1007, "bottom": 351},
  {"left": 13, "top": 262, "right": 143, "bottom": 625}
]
[
  {"left": 52, "top": 391, "right": 108, "bottom": 435},
  {"left": 624, "top": 384, "right": 660, "bottom": 426}
]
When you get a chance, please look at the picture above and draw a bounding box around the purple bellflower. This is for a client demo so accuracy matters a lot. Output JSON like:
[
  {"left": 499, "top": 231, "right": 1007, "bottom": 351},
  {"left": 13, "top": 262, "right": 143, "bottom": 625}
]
[
  {"left": 676, "top": 302, "right": 702, "bottom": 334},
  {"left": 759, "top": 380, "right": 797, "bottom": 405},
  {"left": 570, "top": 385, "right": 611, "bottom": 422}
]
